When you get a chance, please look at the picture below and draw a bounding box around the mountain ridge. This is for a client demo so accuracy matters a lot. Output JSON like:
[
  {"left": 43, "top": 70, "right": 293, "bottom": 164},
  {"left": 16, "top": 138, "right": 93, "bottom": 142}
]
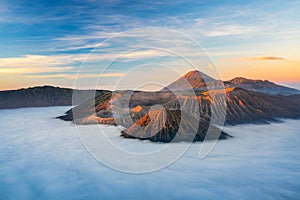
[
  {"left": 1, "top": 72, "right": 299, "bottom": 110},
  {"left": 225, "top": 77, "right": 300, "bottom": 96},
  {"left": 57, "top": 70, "right": 300, "bottom": 142},
  {"left": 162, "top": 70, "right": 300, "bottom": 96},
  {"left": 0, "top": 85, "right": 109, "bottom": 109},
  {"left": 1, "top": 71, "right": 300, "bottom": 142}
]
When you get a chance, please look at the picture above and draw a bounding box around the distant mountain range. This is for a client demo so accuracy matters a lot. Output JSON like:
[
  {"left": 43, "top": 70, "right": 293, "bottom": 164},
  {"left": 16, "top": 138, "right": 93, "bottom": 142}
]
[
  {"left": 55, "top": 70, "right": 300, "bottom": 142},
  {"left": 1, "top": 72, "right": 299, "bottom": 110},
  {"left": 1, "top": 71, "right": 299, "bottom": 142}
]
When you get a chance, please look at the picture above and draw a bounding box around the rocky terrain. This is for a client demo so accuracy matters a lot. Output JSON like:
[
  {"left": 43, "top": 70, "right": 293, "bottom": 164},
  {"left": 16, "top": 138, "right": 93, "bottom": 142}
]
[
  {"left": 1, "top": 71, "right": 299, "bottom": 142},
  {"left": 57, "top": 70, "right": 300, "bottom": 142},
  {"left": 225, "top": 77, "right": 300, "bottom": 96},
  {"left": 290, "top": 94, "right": 300, "bottom": 101},
  {"left": 163, "top": 70, "right": 300, "bottom": 96},
  {"left": 121, "top": 109, "right": 231, "bottom": 142}
]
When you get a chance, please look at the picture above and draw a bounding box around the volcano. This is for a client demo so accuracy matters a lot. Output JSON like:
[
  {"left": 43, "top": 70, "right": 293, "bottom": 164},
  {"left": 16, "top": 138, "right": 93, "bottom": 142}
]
[
  {"left": 56, "top": 70, "right": 300, "bottom": 142},
  {"left": 161, "top": 70, "right": 216, "bottom": 91}
]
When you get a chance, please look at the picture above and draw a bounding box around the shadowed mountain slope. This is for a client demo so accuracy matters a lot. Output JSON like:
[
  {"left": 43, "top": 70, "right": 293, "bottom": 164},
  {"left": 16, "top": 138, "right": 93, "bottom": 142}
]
[
  {"left": 225, "top": 77, "right": 300, "bottom": 96},
  {"left": 0, "top": 86, "right": 109, "bottom": 109}
]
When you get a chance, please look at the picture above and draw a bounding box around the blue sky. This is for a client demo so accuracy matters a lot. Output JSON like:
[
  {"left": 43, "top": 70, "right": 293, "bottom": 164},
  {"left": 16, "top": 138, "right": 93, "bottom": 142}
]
[{"left": 0, "top": 0, "right": 299, "bottom": 90}]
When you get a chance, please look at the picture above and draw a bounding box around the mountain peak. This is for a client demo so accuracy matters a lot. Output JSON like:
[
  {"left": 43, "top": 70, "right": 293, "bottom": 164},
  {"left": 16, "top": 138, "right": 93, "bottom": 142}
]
[
  {"left": 183, "top": 70, "right": 215, "bottom": 82},
  {"left": 162, "top": 70, "right": 216, "bottom": 91},
  {"left": 183, "top": 70, "right": 200, "bottom": 77}
]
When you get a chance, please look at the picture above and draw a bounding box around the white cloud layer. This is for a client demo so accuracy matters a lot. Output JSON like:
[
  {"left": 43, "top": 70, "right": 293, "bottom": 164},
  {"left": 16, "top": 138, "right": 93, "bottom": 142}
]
[{"left": 0, "top": 107, "right": 299, "bottom": 199}]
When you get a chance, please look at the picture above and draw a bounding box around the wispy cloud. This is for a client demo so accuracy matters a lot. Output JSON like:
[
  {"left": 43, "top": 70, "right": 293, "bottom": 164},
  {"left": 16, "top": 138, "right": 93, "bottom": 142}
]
[
  {"left": 22, "top": 73, "right": 123, "bottom": 79},
  {"left": 0, "top": 49, "right": 171, "bottom": 76},
  {"left": 0, "top": 54, "right": 82, "bottom": 76},
  {"left": 0, "top": 66, "right": 74, "bottom": 74},
  {"left": 0, "top": 55, "right": 79, "bottom": 68},
  {"left": 224, "top": 56, "right": 288, "bottom": 62},
  {"left": 53, "top": 42, "right": 110, "bottom": 51},
  {"left": 244, "top": 56, "right": 285, "bottom": 61},
  {"left": 204, "top": 25, "right": 257, "bottom": 37},
  {"left": 1, "top": 0, "right": 299, "bottom": 90},
  {"left": 0, "top": 48, "right": 172, "bottom": 66}
]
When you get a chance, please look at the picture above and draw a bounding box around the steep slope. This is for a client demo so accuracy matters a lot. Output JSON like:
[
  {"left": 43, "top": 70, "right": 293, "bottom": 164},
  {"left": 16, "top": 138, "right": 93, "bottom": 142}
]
[
  {"left": 57, "top": 90, "right": 113, "bottom": 122},
  {"left": 161, "top": 70, "right": 216, "bottom": 91},
  {"left": 224, "top": 88, "right": 300, "bottom": 124},
  {"left": 121, "top": 109, "right": 231, "bottom": 142}
]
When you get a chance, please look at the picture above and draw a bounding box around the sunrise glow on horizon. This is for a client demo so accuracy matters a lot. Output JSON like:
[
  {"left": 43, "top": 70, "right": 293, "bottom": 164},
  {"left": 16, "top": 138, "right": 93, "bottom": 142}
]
[{"left": 0, "top": 0, "right": 299, "bottom": 90}]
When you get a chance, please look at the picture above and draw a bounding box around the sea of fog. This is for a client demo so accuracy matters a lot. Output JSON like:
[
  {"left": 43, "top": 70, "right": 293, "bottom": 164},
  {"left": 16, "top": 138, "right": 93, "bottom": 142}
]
[{"left": 0, "top": 106, "right": 300, "bottom": 200}]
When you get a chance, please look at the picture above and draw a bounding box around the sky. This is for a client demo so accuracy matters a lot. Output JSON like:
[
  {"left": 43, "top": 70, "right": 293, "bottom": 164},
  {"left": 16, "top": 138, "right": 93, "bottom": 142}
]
[{"left": 0, "top": 0, "right": 299, "bottom": 90}]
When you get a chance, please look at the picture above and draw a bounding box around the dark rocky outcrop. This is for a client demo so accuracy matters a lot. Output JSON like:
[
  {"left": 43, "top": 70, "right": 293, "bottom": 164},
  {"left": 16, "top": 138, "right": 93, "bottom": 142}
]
[{"left": 0, "top": 86, "right": 109, "bottom": 109}]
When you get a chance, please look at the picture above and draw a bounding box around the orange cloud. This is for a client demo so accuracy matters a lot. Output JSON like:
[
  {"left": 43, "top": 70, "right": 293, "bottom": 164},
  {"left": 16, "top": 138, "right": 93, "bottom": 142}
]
[
  {"left": 0, "top": 66, "right": 74, "bottom": 74},
  {"left": 219, "top": 56, "right": 300, "bottom": 82},
  {"left": 224, "top": 56, "right": 286, "bottom": 62},
  {"left": 243, "top": 56, "right": 284, "bottom": 61},
  {"left": 22, "top": 73, "right": 123, "bottom": 79}
]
